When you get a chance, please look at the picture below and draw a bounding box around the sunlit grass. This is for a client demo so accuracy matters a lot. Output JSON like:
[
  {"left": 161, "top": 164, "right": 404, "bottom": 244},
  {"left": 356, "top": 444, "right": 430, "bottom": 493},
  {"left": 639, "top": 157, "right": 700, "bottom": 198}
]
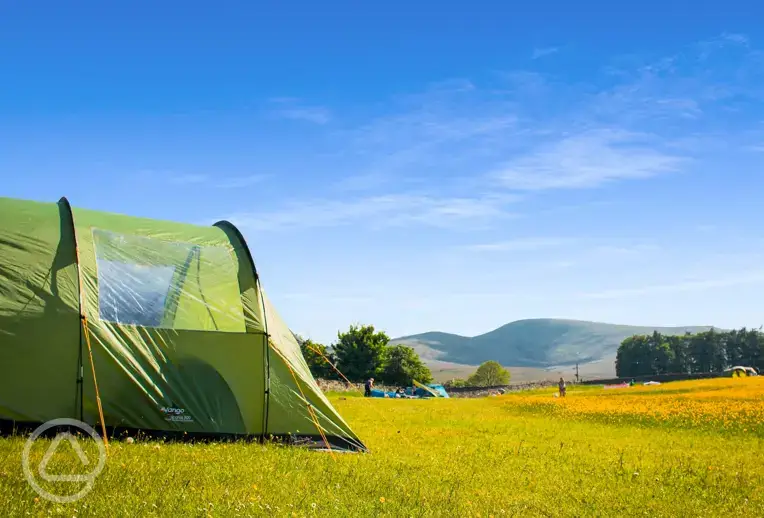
[{"left": 1, "top": 378, "right": 762, "bottom": 517}]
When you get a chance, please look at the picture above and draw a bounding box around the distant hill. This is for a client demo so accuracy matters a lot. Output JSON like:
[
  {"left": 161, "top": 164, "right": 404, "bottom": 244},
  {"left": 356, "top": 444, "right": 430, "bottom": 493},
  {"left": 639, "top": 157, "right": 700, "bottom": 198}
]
[{"left": 390, "top": 319, "right": 716, "bottom": 370}]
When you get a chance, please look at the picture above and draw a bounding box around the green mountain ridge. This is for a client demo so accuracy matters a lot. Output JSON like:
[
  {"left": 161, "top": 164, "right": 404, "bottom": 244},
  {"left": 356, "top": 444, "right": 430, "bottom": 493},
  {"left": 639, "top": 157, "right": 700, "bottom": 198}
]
[{"left": 390, "top": 318, "right": 717, "bottom": 368}]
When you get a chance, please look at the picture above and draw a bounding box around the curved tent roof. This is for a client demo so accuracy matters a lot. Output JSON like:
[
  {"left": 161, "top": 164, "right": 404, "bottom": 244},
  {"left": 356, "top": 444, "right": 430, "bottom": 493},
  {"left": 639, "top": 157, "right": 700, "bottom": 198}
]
[{"left": 0, "top": 196, "right": 365, "bottom": 452}]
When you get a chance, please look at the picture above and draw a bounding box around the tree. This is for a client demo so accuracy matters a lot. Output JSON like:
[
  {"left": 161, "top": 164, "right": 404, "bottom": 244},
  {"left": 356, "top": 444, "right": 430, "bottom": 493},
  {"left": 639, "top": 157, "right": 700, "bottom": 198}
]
[
  {"left": 616, "top": 335, "right": 653, "bottom": 377},
  {"left": 725, "top": 328, "right": 744, "bottom": 366},
  {"left": 333, "top": 324, "right": 389, "bottom": 382},
  {"left": 444, "top": 378, "right": 468, "bottom": 388},
  {"left": 295, "top": 334, "right": 335, "bottom": 380},
  {"left": 666, "top": 334, "right": 690, "bottom": 373},
  {"left": 742, "top": 327, "right": 764, "bottom": 372},
  {"left": 689, "top": 330, "right": 723, "bottom": 373},
  {"left": 651, "top": 341, "right": 675, "bottom": 375},
  {"left": 466, "top": 360, "right": 510, "bottom": 387},
  {"left": 616, "top": 327, "right": 764, "bottom": 377},
  {"left": 379, "top": 344, "right": 433, "bottom": 386}
]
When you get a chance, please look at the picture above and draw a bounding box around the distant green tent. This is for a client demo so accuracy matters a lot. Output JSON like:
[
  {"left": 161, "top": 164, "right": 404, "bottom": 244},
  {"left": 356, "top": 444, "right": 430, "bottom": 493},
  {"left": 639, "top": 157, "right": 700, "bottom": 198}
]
[{"left": 0, "top": 196, "right": 366, "bottom": 452}]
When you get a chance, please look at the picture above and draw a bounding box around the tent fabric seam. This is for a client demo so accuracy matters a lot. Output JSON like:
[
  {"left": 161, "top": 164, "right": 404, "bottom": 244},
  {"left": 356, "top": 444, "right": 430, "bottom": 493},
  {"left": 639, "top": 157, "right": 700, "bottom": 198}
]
[{"left": 212, "top": 220, "right": 272, "bottom": 436}]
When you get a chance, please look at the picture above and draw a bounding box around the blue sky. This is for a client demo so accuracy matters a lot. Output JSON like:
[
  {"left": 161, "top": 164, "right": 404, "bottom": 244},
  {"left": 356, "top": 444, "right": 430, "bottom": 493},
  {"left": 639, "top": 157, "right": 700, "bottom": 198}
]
[{"left": 2, "top": 1, "right": 764, "bottom": 345}]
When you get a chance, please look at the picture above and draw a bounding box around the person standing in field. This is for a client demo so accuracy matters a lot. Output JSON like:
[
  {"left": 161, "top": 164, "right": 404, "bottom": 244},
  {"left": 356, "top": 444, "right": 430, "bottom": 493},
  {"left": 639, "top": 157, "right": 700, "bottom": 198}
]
[
  {"left": 558, "top": 377, "right": 567, "bottom": 397},
  {"left": 364, "top": 377, "right": 374, "bottom": 397}
]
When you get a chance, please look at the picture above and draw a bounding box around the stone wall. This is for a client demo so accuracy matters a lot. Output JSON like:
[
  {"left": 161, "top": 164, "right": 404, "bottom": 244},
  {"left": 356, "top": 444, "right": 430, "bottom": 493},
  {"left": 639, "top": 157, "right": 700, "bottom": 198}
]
[
  {"left": 579, "top": 372, "right": 721, "bottom": 386},
  {"left": 316, "top": 379, "right": 363, "bottom": 393},
  {"left": 446, "top": 380, "right": 558, "bottom": 398},
  {"left": 315, "top": 379, "right": 399, "bottom": 394},
  {"left": 314, "top": 378, "right": 558, "bottom": 398},
  {"left": 316, "top": 372, "right": 733, "bottom": 399}
]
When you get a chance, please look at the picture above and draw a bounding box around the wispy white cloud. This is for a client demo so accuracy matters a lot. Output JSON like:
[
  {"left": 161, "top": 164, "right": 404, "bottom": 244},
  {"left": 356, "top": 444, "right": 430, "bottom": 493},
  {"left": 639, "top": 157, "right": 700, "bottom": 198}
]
[
  {"left": 331, "top": 172, "right": 391, "bottom": 192},
  {"left": 584, "top": 34, "right": 763, "bottom": 132},
  {"left": 462, "top": 239, "right": 660, "bottom": 266},
  {"left": 720, "top": 32, "right": 749, "bottom": 45},
  {"left": 234, "top": 32, "right": 761, "bottom": 233},
  {"left": 167, "top": 173, "right": 208, "bottom": 185},
  {"left": 332, "top": 33, "right": 757, "bottom": 199},
  {"left": 333, "top": 80, "right": 520, "bottom": 182},
  {"left": 580, "top": 271, "right": 764, "bottom": 299},
  {"left": 278, "top": 106, "right": 332, "bottom": 124},
  {"left": 216, "top": 174, "right": 270, "bottom": 189},
  {"left": 280, "top": 293, "right": 374, "bottom": 304},
  {"left": 161, "top": 173, "right": 269, "bottom": 189},
  {"left": 492, "top": 128, "right": 686, "bottom": 191},
  {"left": 591, "top": 243, "right": 661, "bottom": 256},
  {"left": 533, "top": 200, "right": 618, "bottom": 217},
  {"left": 696, "top": 32, "right": 751, "bottom": 60},
  {"left": 269, "top": 98, "right": 331, "bottom": 124},
  {"left": 652, "top": 98, "right": 703, "bottom": 119},
  {"left": 464, "top": 237, "right": 575, "bottom": 252},
  {"left": 227, "top": 192, "right": 518, "bottom": 232},
  {"left": 531, "top": 47, "right": 559, "bottom": 59}
]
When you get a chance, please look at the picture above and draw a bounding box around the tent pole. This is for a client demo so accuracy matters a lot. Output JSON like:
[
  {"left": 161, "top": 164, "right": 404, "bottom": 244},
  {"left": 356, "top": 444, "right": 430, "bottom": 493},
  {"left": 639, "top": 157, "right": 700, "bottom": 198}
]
[
  {"left": 259, "top": 282, "right": 271, "bottom": 440},
  {"left": 213, "top": 220, "right": 271, "bottom": 440},
  {"left": 60, "top": 199, "right": 85, "bottom": 422},
  {"left": 58, "top": 197, "right": 109, "bottom": 450}
]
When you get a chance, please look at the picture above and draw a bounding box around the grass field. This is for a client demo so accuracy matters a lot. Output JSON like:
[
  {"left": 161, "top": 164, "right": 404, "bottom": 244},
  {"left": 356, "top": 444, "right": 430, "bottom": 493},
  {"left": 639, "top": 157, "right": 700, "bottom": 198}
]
[{"left": 1, "top": 378, "right": 762, "bottom": 517}]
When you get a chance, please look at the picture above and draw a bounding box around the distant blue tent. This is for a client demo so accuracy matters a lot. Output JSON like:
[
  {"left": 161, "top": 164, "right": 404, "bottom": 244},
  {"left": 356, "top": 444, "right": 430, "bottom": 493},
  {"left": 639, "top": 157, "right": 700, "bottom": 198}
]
[
  {"left": 368, "top": 384, "right": 449, "bottom": 399},
  {"left": 427, "top": 384, "right": 449, "bottom": 397},
  {"left": 369, "top": 389, "right": 394, "bottom": 398},
  {"left": 410, "top": 381, "right": 450, "bottom": 398}
]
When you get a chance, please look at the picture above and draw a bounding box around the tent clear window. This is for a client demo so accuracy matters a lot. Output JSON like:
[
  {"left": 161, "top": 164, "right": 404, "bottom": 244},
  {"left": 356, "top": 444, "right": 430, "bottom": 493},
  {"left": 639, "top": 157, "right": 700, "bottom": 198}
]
[
  {"left": 97, "top": 260, "right": 175, "bottom": 327},
  {"left": 93, "top": 229, "right": 246, "bottom": 333}
]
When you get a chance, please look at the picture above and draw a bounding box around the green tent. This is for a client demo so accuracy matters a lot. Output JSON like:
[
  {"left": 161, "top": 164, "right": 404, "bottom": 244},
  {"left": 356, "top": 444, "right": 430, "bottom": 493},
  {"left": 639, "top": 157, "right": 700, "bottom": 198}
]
[{"left": 0, "top": 196, "right": 366, "bottom": 452}]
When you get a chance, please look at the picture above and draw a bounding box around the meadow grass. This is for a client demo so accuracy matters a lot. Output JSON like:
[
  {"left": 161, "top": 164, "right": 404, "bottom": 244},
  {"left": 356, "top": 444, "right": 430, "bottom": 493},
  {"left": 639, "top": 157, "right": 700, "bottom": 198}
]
[{"left": 1, "top": 378, "right": 762, "bottom": 517}]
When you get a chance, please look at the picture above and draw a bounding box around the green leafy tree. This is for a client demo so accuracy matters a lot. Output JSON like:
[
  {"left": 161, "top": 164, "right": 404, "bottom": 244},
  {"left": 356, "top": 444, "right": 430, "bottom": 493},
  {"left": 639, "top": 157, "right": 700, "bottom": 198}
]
[
  {"left": 725, "top": 328, "right": 744, "bottom": 366},
  {"left": 379, "top": 344, "right": 433, "bottom": 386},
  {"left": 741, "top": 327, "right": 764, "bottom": 372},
  {"left": 616, "top": 335, "right": 653, "bottom": 376},
  {"left": 651, "top": 342, "right": 676, "bottom": 374},
  {"left": 689, "top": 330, "right": 724, "bottom": 373},
  {"left": 667, "top": 334, "right": 691, "bottom": 373},
  {"left": 616, "top": 327, "right": 764, "bottom": 376},
  {"left": 296, "top": 335, "right": 335, "bottom": 380},
  {"left": 444, "top": 378, "right": 468, "bottom": 388},
  {"left": 333, "top": 324, "right": 389, "bottom": 382},
  {"left": 466, "top": 360, "right": 510, "bottom": 387}
]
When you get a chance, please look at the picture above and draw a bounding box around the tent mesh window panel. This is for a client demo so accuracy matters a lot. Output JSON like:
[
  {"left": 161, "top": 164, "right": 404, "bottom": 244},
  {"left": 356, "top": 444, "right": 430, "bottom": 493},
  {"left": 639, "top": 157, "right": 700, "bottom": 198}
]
[{"left": 92, "top": 229, "right": 246, "bottom": 333}]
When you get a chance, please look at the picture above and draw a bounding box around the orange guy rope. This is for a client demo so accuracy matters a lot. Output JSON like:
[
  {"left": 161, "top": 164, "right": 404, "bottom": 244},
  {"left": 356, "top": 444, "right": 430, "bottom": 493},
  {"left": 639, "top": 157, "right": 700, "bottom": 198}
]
[
  {"left": 81, "top": 315, "right": 109, "bottom": 449},
  {"left": 270, "top": 340, "right": 336, "bottom": 459},
  {"left": 68, "top": 217, "right": 109, "bottom": 450},
  {"left": 306, "top": 343, "right": 425, "bottom": 455},
  {"left": 284, "top": 360, "right": 335, "bottom": 458},
  {"left": 305, "top": 344, "right": 355, "bottom": 388}
]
